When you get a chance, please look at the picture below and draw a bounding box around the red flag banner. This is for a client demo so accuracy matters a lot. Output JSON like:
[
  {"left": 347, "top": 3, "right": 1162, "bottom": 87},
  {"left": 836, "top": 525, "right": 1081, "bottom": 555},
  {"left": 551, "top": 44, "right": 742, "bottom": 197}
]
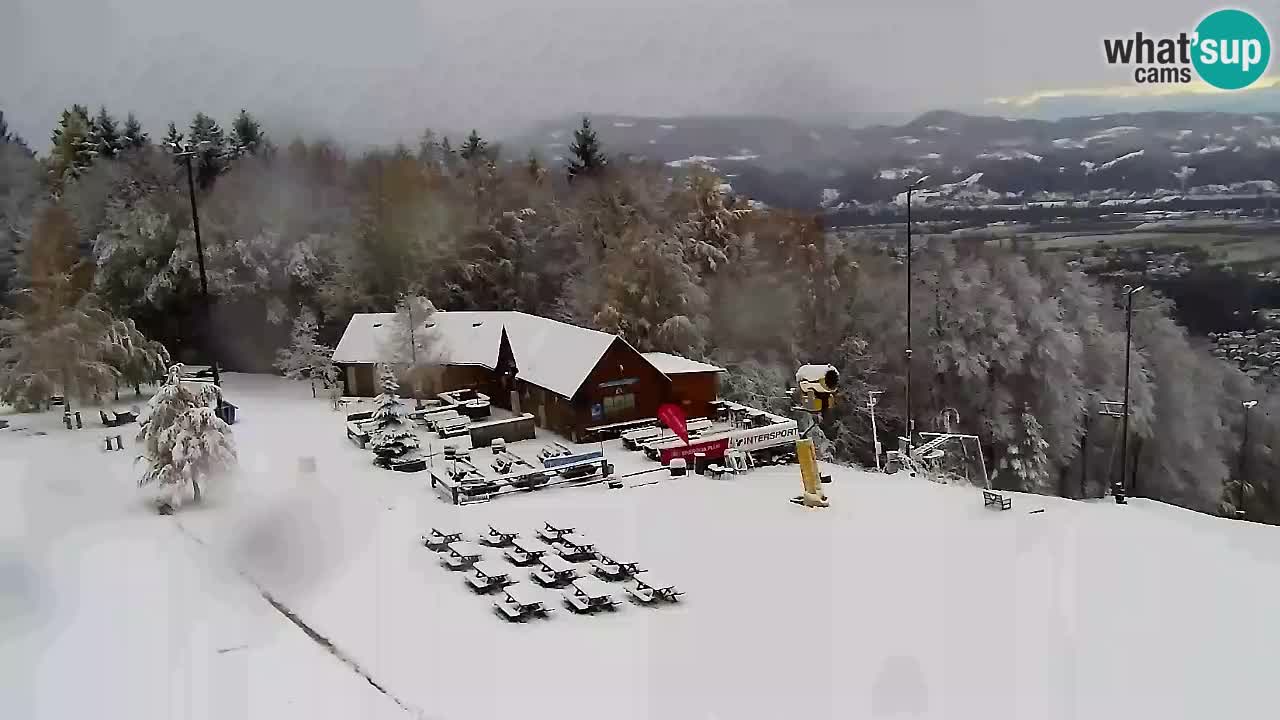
[{"left": 656, "top": 403, "right": 689, "bottom": 445}]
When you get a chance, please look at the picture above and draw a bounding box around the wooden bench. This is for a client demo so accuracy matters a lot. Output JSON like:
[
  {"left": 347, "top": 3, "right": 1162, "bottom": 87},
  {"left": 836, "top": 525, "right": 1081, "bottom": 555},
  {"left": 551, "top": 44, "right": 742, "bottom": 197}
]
[{"left": 983, "top": 490, "right": 1012, "bottom": 511}]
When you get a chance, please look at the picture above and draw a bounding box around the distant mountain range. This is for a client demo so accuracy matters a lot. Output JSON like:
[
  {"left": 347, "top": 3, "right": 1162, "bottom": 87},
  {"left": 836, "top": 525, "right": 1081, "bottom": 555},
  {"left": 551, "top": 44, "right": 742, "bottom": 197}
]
[{"left": 511, "top": 109, "right": 1280, "bottom": 209}]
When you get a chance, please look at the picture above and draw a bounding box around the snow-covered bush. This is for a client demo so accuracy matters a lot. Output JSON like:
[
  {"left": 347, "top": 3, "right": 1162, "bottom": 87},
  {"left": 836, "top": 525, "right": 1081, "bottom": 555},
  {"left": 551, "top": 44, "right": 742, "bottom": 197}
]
[
  {"left": 137, "top": 365, "right": 236, "bottom": 508},
  {"left": 368, "top": 364, "right": 418, "bottom": 466}
]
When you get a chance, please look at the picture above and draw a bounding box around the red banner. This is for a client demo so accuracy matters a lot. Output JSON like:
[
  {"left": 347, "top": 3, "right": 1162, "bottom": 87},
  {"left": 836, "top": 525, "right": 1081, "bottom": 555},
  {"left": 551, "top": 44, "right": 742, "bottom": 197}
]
[
  {"left": 657, "top": 403, "right": 689, "bottom": 445},
  {"left": 660, "top": 437, "right": 730, "bottom": 465}
]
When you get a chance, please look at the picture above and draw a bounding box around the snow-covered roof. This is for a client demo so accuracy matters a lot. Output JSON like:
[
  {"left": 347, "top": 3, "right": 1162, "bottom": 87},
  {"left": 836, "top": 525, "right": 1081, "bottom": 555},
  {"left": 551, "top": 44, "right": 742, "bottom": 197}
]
[
  {"left": 331, "top": 313, "right": 398, "bottom": 364},
  {"left": 333, "top": 310, "right": 632, "bottom": 399},
  {"left": 642, "top": 352, "right": 725, "bottom": 375},
  {"left": 498, "top": 312, "right": 618, "bottom": 398}
]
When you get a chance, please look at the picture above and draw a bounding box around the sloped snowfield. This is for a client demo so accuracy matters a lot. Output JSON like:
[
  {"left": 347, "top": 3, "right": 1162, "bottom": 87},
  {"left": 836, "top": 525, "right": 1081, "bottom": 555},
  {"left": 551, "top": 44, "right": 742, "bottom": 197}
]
[{"left": 5, "top": 374, "right": 1280, "bottom": 720}]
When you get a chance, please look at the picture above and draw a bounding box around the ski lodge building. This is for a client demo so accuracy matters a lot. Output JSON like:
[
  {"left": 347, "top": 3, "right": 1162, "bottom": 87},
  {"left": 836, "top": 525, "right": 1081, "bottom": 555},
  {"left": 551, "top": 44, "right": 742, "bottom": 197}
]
[{"left": 332, "top": 311, "right": 724, "bottom": 441}]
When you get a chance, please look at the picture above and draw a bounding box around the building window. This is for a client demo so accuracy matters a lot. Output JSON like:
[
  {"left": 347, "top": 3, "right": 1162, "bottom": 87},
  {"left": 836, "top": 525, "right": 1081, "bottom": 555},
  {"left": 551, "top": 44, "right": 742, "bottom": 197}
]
[{"left": 603, "top": 393, "right": 636, "bottom": 418}]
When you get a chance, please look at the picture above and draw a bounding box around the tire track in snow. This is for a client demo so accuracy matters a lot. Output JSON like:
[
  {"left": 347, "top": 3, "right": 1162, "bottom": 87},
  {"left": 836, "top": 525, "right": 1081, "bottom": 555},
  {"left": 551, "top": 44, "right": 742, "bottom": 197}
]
[{"left": 172, "top": 521, "right": 428, "bottom": 719}]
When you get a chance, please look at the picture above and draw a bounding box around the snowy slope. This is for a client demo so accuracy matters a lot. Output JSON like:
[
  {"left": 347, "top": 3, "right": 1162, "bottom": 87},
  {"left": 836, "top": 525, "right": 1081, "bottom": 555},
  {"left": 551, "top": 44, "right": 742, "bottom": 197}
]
[
  {"left": 0, "top": 405, "right": 406, "bottom": 720},
  {"left": 6, "top": 373, "right": 1280, "bottom": 720}
]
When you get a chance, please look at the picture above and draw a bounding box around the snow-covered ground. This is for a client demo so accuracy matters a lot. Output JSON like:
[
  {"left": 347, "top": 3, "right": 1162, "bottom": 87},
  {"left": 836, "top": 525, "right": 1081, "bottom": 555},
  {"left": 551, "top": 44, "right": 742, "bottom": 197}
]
[{"left": 6, "top": 374, "right": 1280, "bottom": 719}]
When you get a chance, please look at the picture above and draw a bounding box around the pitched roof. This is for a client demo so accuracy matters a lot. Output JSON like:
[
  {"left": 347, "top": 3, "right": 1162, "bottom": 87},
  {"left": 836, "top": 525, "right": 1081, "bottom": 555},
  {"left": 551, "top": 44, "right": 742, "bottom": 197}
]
[
  {"left": 642, "top": 352, "right": 725, "bottom": 375},
  {"left": 331, "top": 313, "right": 398, "bottom": 364},
  {"left": 332, "top": 310, "right": 626, "bottom": 399}
]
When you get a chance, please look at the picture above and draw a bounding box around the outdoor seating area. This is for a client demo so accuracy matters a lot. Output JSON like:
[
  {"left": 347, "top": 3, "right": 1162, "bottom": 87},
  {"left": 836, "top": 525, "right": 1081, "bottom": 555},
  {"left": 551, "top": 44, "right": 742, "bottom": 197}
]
[
  {"left": 531, "top": 554, "right": 579, "bottom": 587},
  {"left": 421, "top": 527, "right": 463, "bottom": 551},
  {"left": 504, "top": 537, "right": 551, "bottom": 566},
  {"left": 421, "top": 520, "right": 685, "bottom": 622},
  {"left": 443, "top": 541, "right": 484, "bottom": 570},
  {"left": 983, "top": 490, "right": 1012, "bottom": 511},
  {"left": 425, "top": 438, "right": 613, "bottom": 505},
  {"left": 99, "top": 409, "right": 137, "bottom": 427},
  {"left": 480, "top": 524, "right": 519, "bottom": 547},
  {"left": 624, "top": 575, "right": 684, "bottom": 604},
  {"left": 467, "top": 560, "right": 515, "bottom": 593}
]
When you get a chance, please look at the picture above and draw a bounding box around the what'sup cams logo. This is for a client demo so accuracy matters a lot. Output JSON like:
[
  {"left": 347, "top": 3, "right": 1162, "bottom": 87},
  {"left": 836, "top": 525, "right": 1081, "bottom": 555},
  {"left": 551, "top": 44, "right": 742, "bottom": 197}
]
[{"left": 1104, "top": 9, "right": 1271, "bottom": 89}]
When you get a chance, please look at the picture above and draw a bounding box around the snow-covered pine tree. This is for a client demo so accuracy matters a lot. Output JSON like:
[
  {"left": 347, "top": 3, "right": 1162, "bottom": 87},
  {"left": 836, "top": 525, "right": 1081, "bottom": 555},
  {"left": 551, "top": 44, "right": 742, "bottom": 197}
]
[
  {"left": 122, "top": 113, "right": 149, "bottom": 150},
  {"left": 275, "top": 307, "right": 337, "bottom": 397},
  {"left": 368, "top": 364, "right": 418, "bottom": 466},
  {"left": 998, "top": 405, "right": 1052, "bottom": 492},
  {"left": 48, "top": 106, "right": 95, "bottom": 194},
  {"left": 188, "top": 112, "right": 229, "bottom": 188},
  {"left": 566, "top": 117, "right": 607, "bottom": 181},
  {"left": 459, "top": 129, "right": 488, "bottom": 162},
  {"left": 230, "top": 109, "right": 265, "bottom": 156},
  {"left": 162, "top": 122, "right": 183, "bottom": 150},
  {"left": 90, "top": 107, "right": 121, "bottom": 160},
  {"left": 137, "top": 364, "right": 234, "bottom": 509}
]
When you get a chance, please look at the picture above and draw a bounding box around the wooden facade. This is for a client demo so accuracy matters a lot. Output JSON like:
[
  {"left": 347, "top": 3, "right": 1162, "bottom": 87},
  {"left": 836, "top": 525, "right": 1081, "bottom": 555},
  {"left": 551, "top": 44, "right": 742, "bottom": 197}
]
[{"left": 337, "top": 319, "right": 720, "bottom": 441}]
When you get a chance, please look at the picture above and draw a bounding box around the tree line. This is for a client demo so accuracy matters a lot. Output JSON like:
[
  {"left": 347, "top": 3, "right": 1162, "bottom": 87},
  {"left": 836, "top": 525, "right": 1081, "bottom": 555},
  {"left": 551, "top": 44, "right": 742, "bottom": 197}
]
[{"left": 1, "top": 105, "right": 1277, "bottom": 524}]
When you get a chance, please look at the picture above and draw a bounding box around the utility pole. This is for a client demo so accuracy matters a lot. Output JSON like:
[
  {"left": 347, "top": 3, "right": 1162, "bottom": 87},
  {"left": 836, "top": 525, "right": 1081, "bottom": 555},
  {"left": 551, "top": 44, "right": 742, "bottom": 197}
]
[
  {"left": 1117, "top": 284, "right": 1145, "bottom": 504},
  {"left": 172, "top": 142, "right": 220, "bottom": 387},
  {"left": 904, "top": 176, "right": 926, "bottom": 457}
]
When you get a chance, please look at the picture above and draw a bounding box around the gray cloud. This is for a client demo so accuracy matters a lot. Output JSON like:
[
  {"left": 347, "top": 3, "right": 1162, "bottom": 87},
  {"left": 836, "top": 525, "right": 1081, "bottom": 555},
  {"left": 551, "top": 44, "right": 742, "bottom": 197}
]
[{"left": 1, "top": 0, "right": 1272, "bottom": 149}]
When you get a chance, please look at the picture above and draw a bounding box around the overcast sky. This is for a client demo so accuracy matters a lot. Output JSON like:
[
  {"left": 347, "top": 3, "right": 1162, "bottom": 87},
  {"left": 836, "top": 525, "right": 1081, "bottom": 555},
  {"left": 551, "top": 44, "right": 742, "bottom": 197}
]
[{"left": 1, "top": 0, "right": 1273, "bottom": 149}]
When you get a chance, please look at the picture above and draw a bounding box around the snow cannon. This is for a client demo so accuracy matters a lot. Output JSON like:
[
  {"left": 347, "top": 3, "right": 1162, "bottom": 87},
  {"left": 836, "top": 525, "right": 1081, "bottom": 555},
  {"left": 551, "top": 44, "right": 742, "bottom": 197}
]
[{"left": 795, "top": 364, "right": 839, "bottom": 414}]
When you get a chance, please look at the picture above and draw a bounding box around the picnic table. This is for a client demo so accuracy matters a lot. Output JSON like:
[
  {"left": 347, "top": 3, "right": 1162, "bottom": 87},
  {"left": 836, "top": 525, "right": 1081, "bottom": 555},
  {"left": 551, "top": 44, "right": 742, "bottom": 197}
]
[
  {"left": 563, "top": 576, "right": 619, "bottom": 613},
  {"left": 589, "top": 553, "right": 643, "bottom": 581},
  {"left": 421, "top": 527, "right": 464, "bottom": 551},
  {"left": 493, "top": 582, "right": 551, "bottom": 622},
  {"left": 467, "top": 560, "right": 515, "bottom": 593},
  {"left": 504, "top": 537, "right": 552, "bottom": 566},
  {"left": 555, "top": 533, "right": 597, "bottom": 562},
  {"left": 443, "top": 541, "right": 484, "bottom": 570},
  {"left": 531, "top": 554, "right": 579, "bottom": 587},
  {"left": 480, "top": 524, "right": 519, "bottom": 547},
  {"left": 624, "top": 575, "right": 684, "bottom": 604},
  {"left": 537, "top": 521, "right": 575, "bottom": 543}
]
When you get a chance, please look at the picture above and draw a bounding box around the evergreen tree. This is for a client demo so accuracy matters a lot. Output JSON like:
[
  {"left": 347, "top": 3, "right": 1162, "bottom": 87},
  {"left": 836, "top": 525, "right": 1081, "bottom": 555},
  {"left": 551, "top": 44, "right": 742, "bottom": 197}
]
[
  {"left": 230, "top": 109, "right": 264, "bottom": 156},
  {"left": 162, "top": 121, "right": 184, "bottom": 151},
  {"left": 48, "top": 106, "right": 95, "bottom": 193},
  {"left": 566, "top": 116, "right": 607, "bottom": 181},
  {"left": 459, "top": 129, "right": 488, "bottom": 162},
  {"left": 998, "top": 405, "right": 1052, "bottom": 492},
  {"left": 274, "top": 307, "right": 338, "bottom": 397},
  {"left": 188, "top": 112, "right": 229, "bottom": 188},
  {"left": 137, "top": 365, "right": 236, "bottom": 509},
  {"left": 0, "top": 110, "right": 28, "bottom": 149},
  {"left": 122, "top": 113, "right": 149, "bottom": 150},
  {"left": 90, "top": 106, "right": 121, "bottom": 159},
  {"left": 368, "top": 364, "right": 418, "bottom": 466}
]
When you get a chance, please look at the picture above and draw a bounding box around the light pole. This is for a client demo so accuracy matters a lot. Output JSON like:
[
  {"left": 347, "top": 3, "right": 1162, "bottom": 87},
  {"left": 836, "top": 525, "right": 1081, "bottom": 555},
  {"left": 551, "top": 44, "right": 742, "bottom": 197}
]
[
  {"left": 170, "top": 141, "right": 220, "bottom": 388},
  {"left": 1116, "top": 284, "right": 1145, "bottom": 504},
  {"left": 1239, "top": 400, "right": 1258, "bottom": 518},
  {"left": 904, "top": 176, "right": 927, "bottom": 457}
]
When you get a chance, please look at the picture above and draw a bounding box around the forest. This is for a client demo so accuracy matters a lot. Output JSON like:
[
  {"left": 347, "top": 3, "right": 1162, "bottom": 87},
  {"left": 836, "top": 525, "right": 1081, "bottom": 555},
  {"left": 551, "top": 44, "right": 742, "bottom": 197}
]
[{"left": 1, "top": 105, "right": 1278, "bottom": 524}]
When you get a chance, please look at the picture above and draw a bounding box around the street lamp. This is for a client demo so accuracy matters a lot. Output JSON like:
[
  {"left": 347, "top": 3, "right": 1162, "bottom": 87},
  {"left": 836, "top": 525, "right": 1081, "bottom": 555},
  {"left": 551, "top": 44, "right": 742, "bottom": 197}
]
[
  {"left": 1239, "top": 399, "right": 1259, "bottom": 518},
  {"left": 904, "top": 175, "right": 927, "bottom": 456},
  {"left": 1116, "top": 284, "right": 1145, "bottom": 504},
  {"left": 169, "top": 140, "right": 220, "bottom": 388}
]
